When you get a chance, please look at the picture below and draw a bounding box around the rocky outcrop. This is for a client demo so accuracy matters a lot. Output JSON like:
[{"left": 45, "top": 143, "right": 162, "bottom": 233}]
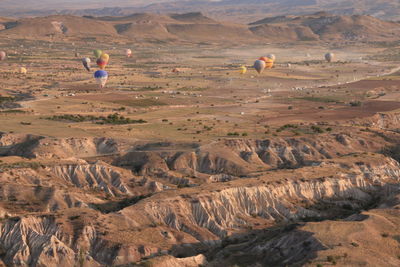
[
  {"left": 115, "top": 133, "right": 389, "bottom": 179},
  {"left": 48, "top": 163, "right": 132, "bottom": 197},
  {"left": 0, "top": 161, "right": 164, "bottom": 215},
  {"left": 122, "top": 155, "right": 400, "bottom": 240},
  {"left": 0, "top": 134, "right": 124, "bottom": 159},
  {"left": 0, "top": 128, "right": 399, "bottom": 266},
  {"left": 0, "top": 154, "right": 399, "bottom": 266},
  {"left": 144, "top": 254, "right": 208, "bottom": 267},
  {"left": 0, "top": 216, "right": 80, "bottom": 267},
  {"left": 357, "top": 112, "right": 400, "bottom": 130}
]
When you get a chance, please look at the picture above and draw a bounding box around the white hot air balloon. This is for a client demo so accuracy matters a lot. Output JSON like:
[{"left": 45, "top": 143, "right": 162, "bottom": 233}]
[
  {"left": 82, "top": 57, "right": 91, "bottom": 72},
  {"left": 266, "top": 54, "right": 276, "bottom": 61},
  {"left": 0, "top": 51, "right": 6, "bottom": 61}
]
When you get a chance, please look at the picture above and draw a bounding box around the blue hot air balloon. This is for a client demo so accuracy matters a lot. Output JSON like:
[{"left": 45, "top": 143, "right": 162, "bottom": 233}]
[{"left": 94, "top": 70, "right": 108, "bottom": 88}]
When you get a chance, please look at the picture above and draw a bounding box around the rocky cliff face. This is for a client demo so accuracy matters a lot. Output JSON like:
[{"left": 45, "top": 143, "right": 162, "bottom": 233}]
[
  {"left": 0, "top": 130, "right": 399, "bottom": 266},
  {"left": 0, "top": 133, "right": 126, "bottom": 159},
  {"left": 121, "top": 155, "right": 399, "bottom": 240},
  {"left": 115, "top": 132, "right": 390, "bottom": 182}
]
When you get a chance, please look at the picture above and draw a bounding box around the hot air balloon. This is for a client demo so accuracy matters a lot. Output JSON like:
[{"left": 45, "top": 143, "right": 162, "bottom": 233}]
[
  {"left": 266, "top": 54, "right": 276, "bottom": 61},
  {"left": 0, "top": 51, "right": 6, "bottom": 61},
  {"left": 265, "top": 58, "right": 274, "bottom": 69},
  {"left": 125, "top": 49, "right": 132, "bottom": 58},
  {"left": 254, "top": 60, "right": 266, "bottom": 74},
  {"left": 94, "top": 70, "right": 108, "bottom": 88},
  {"left": 325, "top": 52, "right": 335, "bottom": 63},
  {"left": 19, "top": 67, "right": 27, "bottom": 74},
  {"left": 259, "top": 57, "right": 274, "bottom": 69},
  {"left": 96, "top": 58, "right": 107, "bottom": 70},
  {"left": 82, "top": 58, "right": 91, "bottom": 72},
  {"left": 93, "top": 49, "right": 102, "bottom": 59},
  {"left": 100, "top": 53, "right": 109, "bottom": 63},
  {"left": 239, "top": 65, "right": 247, "bottom": 75}
]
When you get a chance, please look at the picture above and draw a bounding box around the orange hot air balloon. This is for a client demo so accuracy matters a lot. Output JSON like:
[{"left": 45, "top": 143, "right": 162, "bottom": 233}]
[
  {"left": 259, "top": 57, "right": 274, "bottom": 69},
  {"left": 264, "top": 58, "right": 274, "bottom": 69}
]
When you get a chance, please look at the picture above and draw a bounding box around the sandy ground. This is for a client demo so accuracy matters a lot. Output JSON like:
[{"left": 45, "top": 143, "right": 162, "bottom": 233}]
[{"left": 0, "top": 38, "right": 399, "bottom": 143}]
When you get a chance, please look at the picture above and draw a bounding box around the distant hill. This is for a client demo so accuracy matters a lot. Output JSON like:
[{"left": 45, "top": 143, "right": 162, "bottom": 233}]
[
  {"left": 250, "top": 12, "right": 400, "bottom": 42},
  {"left": 0, "top": 15, "right": 118, "bottom": 38},
  {"left": 141, "top": 0, "right": 400, "bottom": 23},
  {"left": 1, "top": 1, "right": 400, "bottom": 23},
  {"left": 0, "top": 12, "right": 399, "bottom": 44},
  {"left": 0, "top": 13, "right": 259, "bottom": 44}
]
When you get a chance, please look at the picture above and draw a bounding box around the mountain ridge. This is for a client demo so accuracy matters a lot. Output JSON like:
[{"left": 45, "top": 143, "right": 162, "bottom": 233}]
[
  {"left": 1, "top": 0, "right": 399, "bottom": 23},
  {"left": 1, "top": 12, "right": 399, "bottom": 44}
]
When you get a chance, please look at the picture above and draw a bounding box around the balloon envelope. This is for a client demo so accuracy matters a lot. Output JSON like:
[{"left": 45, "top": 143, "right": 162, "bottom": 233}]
[
  {"left": 266, "top": 54, "right": 276, "bottom": 61},
  {"left": 82, "top": 58, "right": 91, "bottom": 72},
  {"left": 96, "top": 58, "right": 107, "bottom": 70},
  {"left": 259, "top": 57, "right": 274, "bottom": 69},
  {"left": 100, "top": 53, "right": 110, "bottom": 63},
  {"left": 19, "top": 67, "right": 27, "bottom": 74},
  {"left": 239, "top": 65, "right": 247, "bottom": 74},
  {"left": 94, "top": 70, "right": 108, "bottom": 78},
  {"left": 94, "top": 70, "right": 108, "bottom": 88},
  {"left": 93, "top": 49, "right": 102, "bottom": 59},
  {"left": 254, "top": 60, "right": 266, "bottom": 74},
  {"left": 325, "top": 52, "right": 335, "bottom": 63},
  {"left": 0, "top": 51, "right": 6, "bottom": 61}
]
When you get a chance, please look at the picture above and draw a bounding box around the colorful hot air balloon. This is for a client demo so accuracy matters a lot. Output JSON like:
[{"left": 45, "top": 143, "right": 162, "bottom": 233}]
[
  {"left": 125, "top": 49, "right": 132, "bottom": 58},
  {"left": 0, "top": 51, "right": 6, "bottom": 61},
  {"left": 325, "top": 52, "right": 335, "bottom": 63},
  {"left": 93, "top": 49, "right": 102, "bottom": 59},
  {"left": 254, "top": 60, "right": 266, "bottom": 74},
  {"left": 100, "top": 53, "right": 109, "bottom": 63},
  {"left": 259, "top": 57, "right": 274, "bottom": 69},
  {"left": 94, "top": 70, "right": 108, "bottom": 88},
  {"left": 82, "top": 58, "right": 91, "bottom": 72},
  {"left": 239, "top": 65, "right": 247, "bottom": 75},
  {"left": 96, "top": 58, "right": 107, "bottom": 70}
]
